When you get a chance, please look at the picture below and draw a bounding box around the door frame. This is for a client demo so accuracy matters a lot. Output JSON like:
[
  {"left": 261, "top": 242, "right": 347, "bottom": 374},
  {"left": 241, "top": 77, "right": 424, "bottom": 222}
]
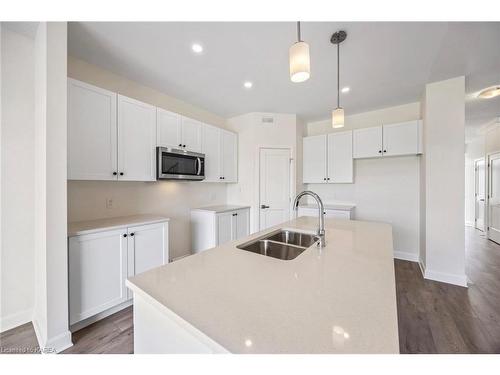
[
  {"left": 257, "top": 146, "right": 294, "bottom": 231},
  {"left": 486, "top": 151, "right": 500, "bottom": 243},
  {"left": 474, "top": 157, "right": 486, "bottom": 231}
]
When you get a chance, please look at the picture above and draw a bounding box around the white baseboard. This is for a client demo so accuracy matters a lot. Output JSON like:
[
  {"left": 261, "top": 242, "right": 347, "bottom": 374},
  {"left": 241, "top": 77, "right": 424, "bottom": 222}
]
[
  {"left": 393, "top": 250, "right": 419, "bottom": 262},
  {"left": 0, "top": 308, "right": 32, "bottom": 333},
  {"left": 70, "top": 299, "right": 132, "bottom": 333},
  {"left": 418, "top": 259, "right": 426, "bottom": 277},
  {"left": 33, "top": 318, "right": 73, "bottom": 353},
  {"left": 424, "top": 268, "right": 468, "bottom": 287}
]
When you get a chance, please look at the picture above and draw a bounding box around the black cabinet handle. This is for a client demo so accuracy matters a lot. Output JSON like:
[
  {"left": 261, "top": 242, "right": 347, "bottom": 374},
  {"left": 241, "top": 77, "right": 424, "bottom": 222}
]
[
  {"left": 113, "top": 172, "right": 117, "bottom": 176},
  {"left": 183, "top": 144, "right": 186, "bottom": 148},
  {"left": 261, "top": 205, "right": 270, "bottom": 209},
  {"left": 383, "top": 150, "right": 387, "bottom": 153},
  {"left": 323, "top": 177, "right": 327, "bottom": 181},
  {"left": 378, "top": 150, "right": 382, "bottom": 153},
  {"left": 123, "top": 234, "right": 127, "bottom": 238},
  {"left": 178, "top": 143, "right": 182, "bottom": 147},
  {"left": 327, "top": 178, "right": 330, "bottom": 180},
  {"left": 120, "top": 172, "right": 124, "bottom": 176},
  {"left": 130, "top": 233, "right": 134, "bottom": 236}
]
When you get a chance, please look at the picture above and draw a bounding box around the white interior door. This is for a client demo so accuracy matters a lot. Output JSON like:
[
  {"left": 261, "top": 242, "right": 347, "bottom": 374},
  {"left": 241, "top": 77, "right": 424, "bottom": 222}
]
[
  {"left": 475, "top": 159, "right": 486, "bottom": 231},
  {"left": 488, "top": 153, "right": 500, "bottom": 244},
  {"left": 259, "top": 148, "right": 291, "bottom": 230}
]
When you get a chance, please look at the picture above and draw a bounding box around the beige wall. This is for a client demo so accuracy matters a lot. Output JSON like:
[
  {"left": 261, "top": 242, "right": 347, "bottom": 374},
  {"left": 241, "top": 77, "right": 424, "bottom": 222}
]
[
  {"left": 67, "top": 57, "right": 229, "bottom": 260},
  {"left": 305, "top": 103, "right": 422, "bottom": 261}
]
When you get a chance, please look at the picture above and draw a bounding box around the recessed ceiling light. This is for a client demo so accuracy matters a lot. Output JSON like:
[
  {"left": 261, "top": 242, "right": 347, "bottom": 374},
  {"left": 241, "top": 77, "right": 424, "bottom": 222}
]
[
  {"left": 243, "top": 81, "right": 253, "bottom": 89},
  {"left": 341, "top": 87, "right": 350, "bottom": 93},
  {"left": 191, "top": 43, "right": 203, "bottom": 54},
  {"left": 477, "top": 86, "right": 500, "bottom": 99}
]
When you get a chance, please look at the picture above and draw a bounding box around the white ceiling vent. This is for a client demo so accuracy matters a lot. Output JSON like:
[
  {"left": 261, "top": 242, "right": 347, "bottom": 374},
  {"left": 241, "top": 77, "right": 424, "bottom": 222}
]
[{"left": 261, "top": 115, "right": 275, "bottom": 125}]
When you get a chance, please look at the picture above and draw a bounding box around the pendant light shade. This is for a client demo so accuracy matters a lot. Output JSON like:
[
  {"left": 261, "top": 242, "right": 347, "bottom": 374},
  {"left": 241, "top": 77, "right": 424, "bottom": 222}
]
[
  {"left": 331, "top": 31, "right": 347, "bottom": 129},
  {"left": 289, "top": 22, "right": 310, "bottom": 83},
  {"left": 332, "top": 108, "right": 345, "bottom": 128}
]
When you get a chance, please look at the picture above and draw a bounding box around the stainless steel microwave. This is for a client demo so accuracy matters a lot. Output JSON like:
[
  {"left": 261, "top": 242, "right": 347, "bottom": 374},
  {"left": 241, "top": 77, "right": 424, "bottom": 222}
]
[{"left": 156, "top": 147, "right": 205, "bottom": 181}]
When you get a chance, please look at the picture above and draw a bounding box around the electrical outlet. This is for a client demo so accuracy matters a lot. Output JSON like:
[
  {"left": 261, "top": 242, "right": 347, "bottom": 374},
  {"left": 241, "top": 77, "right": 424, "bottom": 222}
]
[{"left": 106, "top": 198, "right": 113, "bottom": 209}]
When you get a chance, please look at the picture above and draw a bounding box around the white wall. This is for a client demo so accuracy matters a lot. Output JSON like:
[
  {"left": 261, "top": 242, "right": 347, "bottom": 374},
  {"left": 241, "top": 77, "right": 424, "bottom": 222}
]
[
  {"left": 67, "top": 57, "right": 228, "bottom": 260},
  {"left": 464, "top": 138, "right": 485, "bottom": 226},
  {"left": 226, "top": 113, "right": 300, "bottom": 233},
  {"left": 421, "top": 76, "right": 466, "bottom": 287},
  {"left": 305, "top": 103, "right": 421, "bottom": 261},
  {"left": 32, "top": 22, "right": 72, "bottom": 352},
  {"left": 0, "top": 27, "right": 36, "bottom": 332}
]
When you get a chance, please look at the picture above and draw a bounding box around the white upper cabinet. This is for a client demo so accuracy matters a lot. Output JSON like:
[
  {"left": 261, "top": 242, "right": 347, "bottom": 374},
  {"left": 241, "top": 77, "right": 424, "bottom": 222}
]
[
  {"left": 327, "top": 131, "right": 353, "bottom": 183},
  {"left": 201, "top": 124, "right": 221, "bottom": 182},
  {"left": 353, "top": 126, "right": 383, "bottom": 159},
  {"left": 221, "top": 130, "right": 238, "bottom": 182},
  {"left": 117, "top": 95, "right": 157, "bottom": 181},
  {"left": 156, "top": 108, "right": 182, "bottom": 149},
  {"left": 68, "top": 79, "right": 118, "bottom": 180},
  {"left": 303, "top": 135, "right": 328, "bottom": 183},
  {"left": 382, "top": 120, "right": 419, "bottom": 156},
  {"left": 353, "top": 121, "right": 421, "bottom": 159},
  {"left": 181, "top": 117, "right": 202, "bottom": 152}
]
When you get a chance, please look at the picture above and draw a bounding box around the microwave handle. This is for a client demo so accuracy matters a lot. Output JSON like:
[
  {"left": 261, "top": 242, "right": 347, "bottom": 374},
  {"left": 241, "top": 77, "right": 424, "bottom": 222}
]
[{"left": 196, "top": 157, "right": 201, "bottom": 175}]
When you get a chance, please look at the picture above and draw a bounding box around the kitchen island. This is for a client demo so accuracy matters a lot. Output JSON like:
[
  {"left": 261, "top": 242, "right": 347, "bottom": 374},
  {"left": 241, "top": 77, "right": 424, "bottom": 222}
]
[{"left": 126, "top": 216, "right": 399, "bottom": 353}]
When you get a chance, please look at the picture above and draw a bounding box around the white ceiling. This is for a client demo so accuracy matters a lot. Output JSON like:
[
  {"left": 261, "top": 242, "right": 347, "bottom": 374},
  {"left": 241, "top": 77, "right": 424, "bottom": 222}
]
[{"left": 68, "top": 22, "right": 500, "bottom": 138}]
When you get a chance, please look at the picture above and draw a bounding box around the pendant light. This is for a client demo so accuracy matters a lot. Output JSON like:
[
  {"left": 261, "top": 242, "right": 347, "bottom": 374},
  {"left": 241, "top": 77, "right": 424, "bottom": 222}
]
[
  {"left": 289, "top": 22, "right": 310, "bottom": 83},
  {"left": 331, "top": 30, "right": 347, "bottom": 128}
]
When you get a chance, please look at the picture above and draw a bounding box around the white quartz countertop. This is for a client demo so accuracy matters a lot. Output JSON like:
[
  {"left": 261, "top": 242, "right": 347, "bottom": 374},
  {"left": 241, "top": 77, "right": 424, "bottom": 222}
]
[
  {"left": 126, "top": 216, "right": 399, "bottom": 354},
  {"left": 299, "top": 203, "right": 355, "bottom": 211},
  {"left": 68, "top": 214, "right": 170, "bottom": 237},
  {"left": 191, "top": 205, "right": 251, "bottom": 213}
]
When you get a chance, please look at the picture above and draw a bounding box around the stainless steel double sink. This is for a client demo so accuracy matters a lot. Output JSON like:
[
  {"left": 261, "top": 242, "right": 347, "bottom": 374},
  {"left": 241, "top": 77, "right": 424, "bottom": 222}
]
[{"left": 236, "top": 229, "right": 320, "bottom": 260}]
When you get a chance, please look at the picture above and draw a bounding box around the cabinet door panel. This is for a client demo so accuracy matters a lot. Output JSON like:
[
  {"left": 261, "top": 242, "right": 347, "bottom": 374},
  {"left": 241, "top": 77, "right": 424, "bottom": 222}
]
[
  {"left": 202, "top": 124, "right": 222, "bottom": 182},
  {"left": 328, "top": 131, "right": 353, "bottom": 183},
  {"left": 117, "top": 95, "right": 156, "bottom": 181},
  {"left": 68, "top": 79, "right": 117, "bottom": 180},
  {"left": 129, "top": 222, "right": 168, "bottom": 276},
  {"left": 216, "top": 212, "right": 233, "bottom": 245},
  {"left": 235, "top": 209, "right": 250, "bottom": 240},
  {"left": 69, "top": 229, "right": 128, "bottom": 325},
  {"left": 303, "top": 135, "right": 327, "bottom": 183},
  {"left": 221, "top": 130, "right": 238, "bottom": 182},
  {"left": 181, "top": 117, "right": 202, "bottom": 152},
  {"left": 383, "top": 121, "right": 418, "bottom": 156},
  {"left": 157, "top": 108, "right": 182, "bottom": 148},
  {"left": 353, "top": 126, "right": 383, "bottom": 159}
]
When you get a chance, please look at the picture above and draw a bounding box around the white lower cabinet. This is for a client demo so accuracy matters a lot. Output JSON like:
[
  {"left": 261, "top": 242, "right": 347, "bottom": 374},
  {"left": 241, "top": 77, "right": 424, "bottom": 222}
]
[
  {"left": 191, "top": 207, "right": 250, "bottom": 253},
  {"left": 69, "top": 220, "right": 169, "bottom": 327},
  {"left": 297, "top": 206, "right": 353, "bottom": 220}
]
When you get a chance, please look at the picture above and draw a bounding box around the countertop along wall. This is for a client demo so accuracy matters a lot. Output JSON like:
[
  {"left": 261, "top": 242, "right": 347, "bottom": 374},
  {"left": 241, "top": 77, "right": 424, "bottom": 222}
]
[
  {"left": 67, "top": 57, "right": 228, "bottom": 259},
  {"left": 305, "top": 102, "right": 421, "bottom": 261}
]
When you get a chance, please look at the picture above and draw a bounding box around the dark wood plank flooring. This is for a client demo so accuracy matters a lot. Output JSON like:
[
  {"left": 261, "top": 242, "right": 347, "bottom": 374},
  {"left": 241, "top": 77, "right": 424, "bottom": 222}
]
[{"left": 1, "top": 226, "right": 499, "bottom": 354}]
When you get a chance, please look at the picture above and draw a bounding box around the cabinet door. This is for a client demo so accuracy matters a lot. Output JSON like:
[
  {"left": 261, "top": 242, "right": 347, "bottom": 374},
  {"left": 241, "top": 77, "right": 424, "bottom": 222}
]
[
  {"left": 117, "top": 95, "right": 157, "bottom": 181},
  {"left": 382, "top": 120, "right": 418, "bottom": 156},
  {"left": 221, "top": 130, "right": 238, "bottom": 182},
  {"left": 128, "top": 222, "right": 169, "bottom": 277},
  {"left": 234, "top": 209, "right": 250, "bottom": 240},
  {"left": 68, "top": 79, "right": 117, "bottom": 180},
  {"left": 216, "top": 212, "right": 233, "bottom": 245},
  {"left": 303, "top": 135, "right": 327, "bottom": 183},
  {"left": 201, "top": 124, "right": 222, "bottom": 182},
  {"left": 69, "top": 229, "right": 128, "bottom": 325},
  {"left": 353, "top": 126, "right": 383, "bottom": 159},
  {"left": 157, "top": 108, "right": 182, "bottom": 148},
  {"left": 181, "top": 117, "right": 202, "bottom": 152},
  {"left": 327, "top": 131, "right": 353, "bottom": 183}
]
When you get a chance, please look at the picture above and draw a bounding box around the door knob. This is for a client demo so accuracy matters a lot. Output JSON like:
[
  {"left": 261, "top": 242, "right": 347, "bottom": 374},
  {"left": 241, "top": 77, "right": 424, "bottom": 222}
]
[{"left": 261, "top": 205, "right": 270, "bottom": 209}]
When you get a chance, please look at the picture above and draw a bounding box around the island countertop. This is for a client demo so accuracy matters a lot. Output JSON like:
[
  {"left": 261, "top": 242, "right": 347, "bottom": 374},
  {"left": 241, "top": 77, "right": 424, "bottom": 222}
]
[{"left": 126, "top": 216, "right": 399, "bottom": 354}]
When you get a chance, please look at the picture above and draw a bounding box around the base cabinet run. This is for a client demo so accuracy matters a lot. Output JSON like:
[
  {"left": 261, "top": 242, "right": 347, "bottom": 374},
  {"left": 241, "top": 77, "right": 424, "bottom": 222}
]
[
  {"left": 298, "top": 206, "right": 353, "bottom": 220},
  {"left": 69, "top": 221, "right": 168, "bottom": 327},
  {"left": 191, "top": 207, "right": 250, "bottom": 253}
]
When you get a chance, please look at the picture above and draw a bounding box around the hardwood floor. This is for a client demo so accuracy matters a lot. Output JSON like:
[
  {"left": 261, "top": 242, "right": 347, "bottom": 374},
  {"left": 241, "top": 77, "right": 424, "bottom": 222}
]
[{"left": 1, "top": 226, "right": 499, "bottom": 354}]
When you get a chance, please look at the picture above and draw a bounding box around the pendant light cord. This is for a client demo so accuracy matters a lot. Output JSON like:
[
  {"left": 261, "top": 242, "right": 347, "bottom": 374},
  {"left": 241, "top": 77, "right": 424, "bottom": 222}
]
[
  {"left": 337, "top": 42, "right": 340, "bottom": 108},
  {"left": 297, "top": 21, "right": 301, "bottom": 42}
]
